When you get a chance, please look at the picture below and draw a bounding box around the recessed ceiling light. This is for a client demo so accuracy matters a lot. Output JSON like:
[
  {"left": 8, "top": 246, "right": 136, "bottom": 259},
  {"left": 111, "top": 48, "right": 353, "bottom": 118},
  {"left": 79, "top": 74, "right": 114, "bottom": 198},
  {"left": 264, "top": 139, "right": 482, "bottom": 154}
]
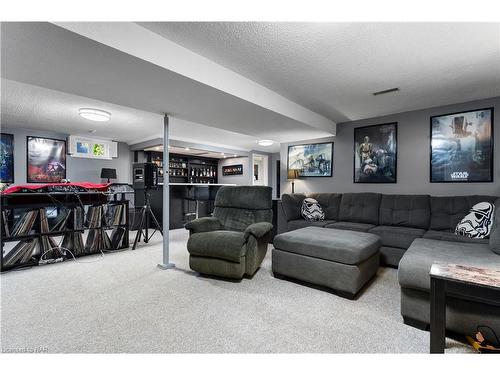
[
  {"left": 257, "top": 139, "right": 274, "bottom": 147},
  {"left": 233, "top": 154, "right": 237, "bottom": 157},
  {"left": 185, "top": 147, "right": 190, "bottom": 151},
  {"left": 79, "top": 108, "right": 111, "bottom": 122},
  {"left": 155, "top": 146, "right": 161, "bottom": 150}
]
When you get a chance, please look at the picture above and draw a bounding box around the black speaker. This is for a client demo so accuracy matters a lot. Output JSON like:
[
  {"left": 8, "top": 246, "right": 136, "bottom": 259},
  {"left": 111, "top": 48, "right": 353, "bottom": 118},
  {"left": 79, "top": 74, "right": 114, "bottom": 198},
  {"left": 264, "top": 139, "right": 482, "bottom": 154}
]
[{"left": 133, "top": 162, "right": 158, "bottom": 189}]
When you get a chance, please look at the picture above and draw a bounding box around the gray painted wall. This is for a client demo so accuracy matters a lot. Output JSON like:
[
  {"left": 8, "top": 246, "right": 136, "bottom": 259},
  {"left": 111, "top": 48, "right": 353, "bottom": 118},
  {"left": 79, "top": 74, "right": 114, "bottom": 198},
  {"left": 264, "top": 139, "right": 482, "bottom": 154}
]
[
  {"left": 280, "top": 96, "right": 500, "bottom": 197},
  {"left": 217, "top": 156, "right": 252, "bottom": 185},
  {"left": 2, "top": 126, "right": 132, "bottom": 184}
]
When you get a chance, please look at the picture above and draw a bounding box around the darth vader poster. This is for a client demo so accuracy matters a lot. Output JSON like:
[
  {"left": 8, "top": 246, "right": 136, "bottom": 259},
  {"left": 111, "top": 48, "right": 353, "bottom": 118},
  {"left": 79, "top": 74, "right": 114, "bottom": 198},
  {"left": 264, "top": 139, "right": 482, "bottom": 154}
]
[
  {"left": 430, "top": 108, "right": 493, "bottom": 183},
  {"left": 354, "top": 123, "right": 397, "bottom": 183}
]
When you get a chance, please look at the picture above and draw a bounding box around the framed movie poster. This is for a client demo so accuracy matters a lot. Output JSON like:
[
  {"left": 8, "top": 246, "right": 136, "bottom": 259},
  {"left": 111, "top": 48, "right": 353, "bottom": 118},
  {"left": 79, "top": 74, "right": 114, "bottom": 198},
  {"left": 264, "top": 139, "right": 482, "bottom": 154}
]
[
  {"left": 27, "top": 136, "right": 67, "bottom": 183},
  {"left": 287, "top": 142, "right": 333, "bottom": 177},
  {"left": 0, "top": 133, "right": 14, "bottom": 183},
  {"left": 430, "top": 108, "right": 493, "bottom": 183},
  {"left": 354, "top": 123, "right": 397, "bottom": 183}
]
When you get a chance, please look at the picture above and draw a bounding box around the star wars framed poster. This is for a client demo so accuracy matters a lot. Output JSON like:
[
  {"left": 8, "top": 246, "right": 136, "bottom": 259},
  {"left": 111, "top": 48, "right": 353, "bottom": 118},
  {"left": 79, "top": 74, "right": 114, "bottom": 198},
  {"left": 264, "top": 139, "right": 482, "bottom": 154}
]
[
  {"left": 354, "top": 123, "right": 397, "bottom": 183},
  {"left": 430, "top": 108, "right": 493, "bottom": 183},
  {"left": 27, "top": 136, "right": 67, "bottom": 183},
  {"left": 0, "top": 133, "right": 14, "bottom": 183},
  {"left": 287, "top": 142, "right": 333, "bottom": 177}
]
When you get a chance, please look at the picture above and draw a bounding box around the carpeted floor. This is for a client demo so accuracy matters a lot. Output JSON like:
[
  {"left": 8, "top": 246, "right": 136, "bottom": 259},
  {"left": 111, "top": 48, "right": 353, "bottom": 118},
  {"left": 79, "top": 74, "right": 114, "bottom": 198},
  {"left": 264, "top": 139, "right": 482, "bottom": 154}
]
[{"left": 1, "top": 229, "right": 472, "bottom": 353}]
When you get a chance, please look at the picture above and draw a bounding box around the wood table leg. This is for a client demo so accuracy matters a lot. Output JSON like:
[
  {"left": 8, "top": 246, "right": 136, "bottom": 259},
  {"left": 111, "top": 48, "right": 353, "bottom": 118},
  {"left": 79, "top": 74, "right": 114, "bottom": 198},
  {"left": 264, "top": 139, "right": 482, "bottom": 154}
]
[{"left": 430, "top": 277, "right": 446, "bottom": 353}]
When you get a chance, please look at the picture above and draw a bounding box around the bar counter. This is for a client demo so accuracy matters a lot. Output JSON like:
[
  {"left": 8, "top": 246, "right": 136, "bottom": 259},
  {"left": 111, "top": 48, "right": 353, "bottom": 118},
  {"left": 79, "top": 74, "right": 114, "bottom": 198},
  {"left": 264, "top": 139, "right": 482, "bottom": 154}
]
[{"left": 134, "top": 183, "right": 236, "bottom": 229}]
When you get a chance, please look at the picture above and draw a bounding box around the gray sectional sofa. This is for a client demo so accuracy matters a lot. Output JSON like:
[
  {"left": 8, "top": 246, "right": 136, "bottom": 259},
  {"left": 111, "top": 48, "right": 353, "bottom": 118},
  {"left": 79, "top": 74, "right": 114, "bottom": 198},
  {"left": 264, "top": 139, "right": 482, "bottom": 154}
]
[
  {"left": 278, "top": 192, "right": 500, "bottom": 336},
  {"left": 279, "top": 193, "right": 497, "bottom": 266}
]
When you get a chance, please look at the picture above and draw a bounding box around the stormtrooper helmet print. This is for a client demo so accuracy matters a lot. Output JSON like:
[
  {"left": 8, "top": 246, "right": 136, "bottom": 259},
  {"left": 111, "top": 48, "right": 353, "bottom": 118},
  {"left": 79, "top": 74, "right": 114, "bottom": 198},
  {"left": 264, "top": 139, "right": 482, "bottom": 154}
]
[{"left": 455, "top": 202, "right": 495, "bottom": 239}]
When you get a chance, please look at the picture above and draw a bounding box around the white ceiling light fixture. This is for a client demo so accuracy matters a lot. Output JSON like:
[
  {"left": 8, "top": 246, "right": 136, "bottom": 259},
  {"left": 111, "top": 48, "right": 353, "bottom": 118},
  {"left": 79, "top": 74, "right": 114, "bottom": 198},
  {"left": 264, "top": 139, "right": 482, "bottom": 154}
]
[
  {"left": 79, "top": 108, "right": 111, "bottom": 122},
  {"left": 257, "top": 139, "right": 274, "bottom": 147}
]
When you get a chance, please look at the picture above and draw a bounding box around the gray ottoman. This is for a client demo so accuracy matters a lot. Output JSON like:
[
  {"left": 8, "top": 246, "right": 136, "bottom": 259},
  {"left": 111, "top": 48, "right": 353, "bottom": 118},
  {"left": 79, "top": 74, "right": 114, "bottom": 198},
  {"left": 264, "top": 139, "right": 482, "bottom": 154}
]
[{"left": 272, "top": 227, "right": 381, "bottom": 299}]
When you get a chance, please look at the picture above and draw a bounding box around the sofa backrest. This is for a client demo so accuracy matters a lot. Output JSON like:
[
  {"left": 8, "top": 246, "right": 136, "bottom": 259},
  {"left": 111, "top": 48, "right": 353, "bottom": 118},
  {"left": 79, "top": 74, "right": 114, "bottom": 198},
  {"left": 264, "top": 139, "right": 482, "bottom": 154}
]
[
  {"left": 379, "top": 195, "right": 431, "bottom": 229},
  {"left": 280, "top": 193, "right": 306, "bottom": 221},
  {"left": 213, "top": 186, "right": 273, "bottom": 232},
  {"left": 308, "top": 193, "right": 343, "bottom": 220},
  {"left": 430, "top": 195, "right": 498, "bottom": 231},
  {"left": 338, "top": 193, "right": 382, "bottom": 225}
]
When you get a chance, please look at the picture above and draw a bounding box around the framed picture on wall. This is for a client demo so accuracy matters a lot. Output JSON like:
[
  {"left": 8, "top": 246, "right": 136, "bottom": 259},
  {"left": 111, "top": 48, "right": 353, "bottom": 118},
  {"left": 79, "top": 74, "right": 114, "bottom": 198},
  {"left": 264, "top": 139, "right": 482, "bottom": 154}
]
[
  {"left": 354, "top": 122, "right": 397, "bottom": 183},
  {"left": 430, "top": 108, "right": 493, "bottom": 183},
  {"left": 0, "top": 133, "right": 14, "bottom": 183},
  {"left": 287, "top": 142, "right": 333, "bottom": 177},
  {"left": 27, "top": 136, "right": 67, "bottom": 183}
]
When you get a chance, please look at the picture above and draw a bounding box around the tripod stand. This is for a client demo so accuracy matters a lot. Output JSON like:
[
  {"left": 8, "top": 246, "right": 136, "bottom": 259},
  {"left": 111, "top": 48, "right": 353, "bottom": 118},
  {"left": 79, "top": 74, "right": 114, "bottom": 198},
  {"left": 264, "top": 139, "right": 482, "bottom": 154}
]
[{"left": 132, "top": 189, "right": 163, "bottom": 250}]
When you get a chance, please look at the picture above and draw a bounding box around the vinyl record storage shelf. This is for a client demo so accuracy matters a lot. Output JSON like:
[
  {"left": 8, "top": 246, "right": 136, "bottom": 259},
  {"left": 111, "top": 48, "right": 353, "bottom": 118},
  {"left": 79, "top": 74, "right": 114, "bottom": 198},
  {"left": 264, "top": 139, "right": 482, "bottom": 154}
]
[{"left": 0, "top": 192, "right": 130, "bottom": 272}]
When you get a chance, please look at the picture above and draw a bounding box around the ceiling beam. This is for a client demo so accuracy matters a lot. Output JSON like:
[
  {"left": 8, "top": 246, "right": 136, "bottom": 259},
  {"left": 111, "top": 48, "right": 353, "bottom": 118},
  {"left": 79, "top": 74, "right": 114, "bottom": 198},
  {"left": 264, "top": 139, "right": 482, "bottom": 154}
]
[{"left": 53, "top": 22, "right": 336, "bottom": 135}]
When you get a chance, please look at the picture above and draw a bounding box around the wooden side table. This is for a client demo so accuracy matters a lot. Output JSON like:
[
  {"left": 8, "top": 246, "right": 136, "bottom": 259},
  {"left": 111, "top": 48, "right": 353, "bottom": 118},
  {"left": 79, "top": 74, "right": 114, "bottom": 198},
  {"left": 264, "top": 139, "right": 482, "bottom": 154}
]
[{"left": 429, "top": 264, "right": 500, "bottom": 353}]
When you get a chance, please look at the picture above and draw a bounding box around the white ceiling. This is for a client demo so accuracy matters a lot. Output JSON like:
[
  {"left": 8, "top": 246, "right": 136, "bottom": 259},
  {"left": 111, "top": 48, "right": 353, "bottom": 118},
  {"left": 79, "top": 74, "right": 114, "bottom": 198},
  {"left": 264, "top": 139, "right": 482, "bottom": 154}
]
[
  {"left": 139, "top": 22, "right": 500, "bottom": 122},
  {"left": 0, "top": 22, "right": 332, "bottom": 151},
  {"left": 0, "top": 79, "right": 281, "bottom": 151}
]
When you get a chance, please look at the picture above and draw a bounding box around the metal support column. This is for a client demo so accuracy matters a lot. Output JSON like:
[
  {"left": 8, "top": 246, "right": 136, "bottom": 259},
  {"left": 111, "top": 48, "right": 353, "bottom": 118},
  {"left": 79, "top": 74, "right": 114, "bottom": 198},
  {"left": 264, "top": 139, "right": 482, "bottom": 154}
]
[{"left": 158, "top": 114, "right": 175, "bottom": 270}]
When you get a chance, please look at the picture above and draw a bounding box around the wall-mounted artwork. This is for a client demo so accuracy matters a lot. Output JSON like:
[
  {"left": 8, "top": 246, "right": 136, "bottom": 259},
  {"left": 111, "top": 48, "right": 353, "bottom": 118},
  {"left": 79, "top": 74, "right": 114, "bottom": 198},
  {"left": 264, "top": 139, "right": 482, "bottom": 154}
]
[
  {"left": 354, "top": 123, "right": 397, "bottom": 183},
  {"left": 287, "top": 142, "right": 333, "bottom": 177},
  {"left": 430, "top": 108, "right": 493, "bottom": 183},
  {"left": 68, "top": 135, "right": 117, "bottom": 160},
  {"left": 222, "top": 164, "right": 243, "bottom": 176},
  {"left": 27, "top": 136, "right": 66, "bottom": 183},
  {"left": 0, "top": 133, "right": 14, "bottom": 183}
]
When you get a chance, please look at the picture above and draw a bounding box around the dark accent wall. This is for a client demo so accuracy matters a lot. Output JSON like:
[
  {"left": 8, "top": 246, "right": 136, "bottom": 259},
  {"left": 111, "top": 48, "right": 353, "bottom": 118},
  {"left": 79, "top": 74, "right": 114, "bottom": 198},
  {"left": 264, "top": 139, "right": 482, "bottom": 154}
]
[
  {"left": 280, "top": 96, "right": 500, "bottom": 197},
  {"left": 2, "top": 127, "right": 132, "bottom": 185}
]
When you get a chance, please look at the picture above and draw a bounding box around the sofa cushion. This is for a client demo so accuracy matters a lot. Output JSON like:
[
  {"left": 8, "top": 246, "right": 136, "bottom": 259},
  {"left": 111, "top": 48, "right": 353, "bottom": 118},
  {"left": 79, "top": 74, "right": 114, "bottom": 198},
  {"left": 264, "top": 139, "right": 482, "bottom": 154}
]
[
  {"left": 423, "top": 230, "right": 489, "bottom": 244},
  {"left": 281, "top": 193, "right": 307, "bottom": 221},
  {"left": 308, "top": 193, "right": 342, "bottom": 220},
  {"left": 187, "top": 231, "right": 247, "bottom": 262},
  {"left": 273, "top": 227, "right": 380, "bottom": 265},
  {"left": 288, "top": 220, "right": 336, "bottom": 231},
  {"left": 325, "top": 221, "right": 375, "bottom": 232},
  {"left": 398, "top": 238, "right": 500, "bottom": 291},
  {"left": 369, "top": 226, "right": 426, "bottom": 249},
  {"left": 215, "top": 185, "right": 272, "bottom": 210},
  {"left": 379, "top": 195, "right": 430, "bottom": 229},
  {"left": 429, "top": 195, "right": 498, "bottom": 231},
  {"left": 214, "top": 207, "right": 272, "bottom": 232},
  {"left": 338, "top": 193, "right": 382, "bottom": 225},
  {"left": 489, "top": 198, "right": 500, "bottom": 255}
]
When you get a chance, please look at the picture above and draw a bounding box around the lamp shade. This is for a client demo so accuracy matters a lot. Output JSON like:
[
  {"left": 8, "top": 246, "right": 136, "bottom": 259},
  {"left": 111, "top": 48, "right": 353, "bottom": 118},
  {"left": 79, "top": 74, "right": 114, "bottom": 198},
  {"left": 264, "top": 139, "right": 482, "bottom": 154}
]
[
  {"left": 100, "top": 168, "right": 117, "bottom": 180},
  {"left": 287, "top": 169, "right": 300, "bottom": 180}
]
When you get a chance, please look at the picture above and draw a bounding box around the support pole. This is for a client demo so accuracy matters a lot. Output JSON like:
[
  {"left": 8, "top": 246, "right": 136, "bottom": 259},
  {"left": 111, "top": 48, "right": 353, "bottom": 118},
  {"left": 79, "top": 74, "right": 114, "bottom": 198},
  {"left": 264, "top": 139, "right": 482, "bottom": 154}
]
[{"left": 158, "top": 114, "right": 175, "bottom": 270}]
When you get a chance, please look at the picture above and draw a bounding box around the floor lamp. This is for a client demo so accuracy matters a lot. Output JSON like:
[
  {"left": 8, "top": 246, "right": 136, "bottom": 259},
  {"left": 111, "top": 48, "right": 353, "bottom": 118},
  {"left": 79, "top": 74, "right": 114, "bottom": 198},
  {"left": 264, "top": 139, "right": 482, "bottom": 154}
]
[{"left": 287, "top": 169, "right": 300, "bottom": 194}]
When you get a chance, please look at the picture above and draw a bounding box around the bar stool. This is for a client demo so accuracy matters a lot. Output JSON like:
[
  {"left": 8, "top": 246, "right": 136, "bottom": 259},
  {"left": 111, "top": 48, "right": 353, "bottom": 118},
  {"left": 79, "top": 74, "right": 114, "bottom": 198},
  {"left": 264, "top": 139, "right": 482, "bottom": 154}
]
[{"left": 183, "top": 185, "right": 211, "bottom": 222}]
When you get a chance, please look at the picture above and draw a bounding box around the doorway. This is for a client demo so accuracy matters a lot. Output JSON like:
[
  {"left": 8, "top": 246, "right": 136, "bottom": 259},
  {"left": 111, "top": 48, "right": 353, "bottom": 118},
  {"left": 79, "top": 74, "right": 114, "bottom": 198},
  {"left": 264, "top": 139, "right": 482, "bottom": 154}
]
[{"left": 252, "top": 154, "right": 268, "bottom": 186}]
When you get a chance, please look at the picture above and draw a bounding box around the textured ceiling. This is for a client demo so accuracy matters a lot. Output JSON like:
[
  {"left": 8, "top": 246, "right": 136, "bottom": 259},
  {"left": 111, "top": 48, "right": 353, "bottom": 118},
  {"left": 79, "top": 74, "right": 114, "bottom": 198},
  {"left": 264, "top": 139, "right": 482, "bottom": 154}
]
[
  {"left": 1, "top": 79, "right": 280, "bottom": 151},
  {"left": 1, "top": 22, "right": 330, "bottom": 149},
  {"left": 139, "top": 22, "right": 500, "bottom": 122}
]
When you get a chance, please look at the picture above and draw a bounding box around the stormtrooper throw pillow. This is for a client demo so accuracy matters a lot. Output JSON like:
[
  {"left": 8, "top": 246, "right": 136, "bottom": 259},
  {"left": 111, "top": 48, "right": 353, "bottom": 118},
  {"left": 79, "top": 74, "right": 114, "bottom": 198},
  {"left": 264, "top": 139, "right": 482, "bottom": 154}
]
[
  {"left": 455, "top": 202, "right": 495, "bottom": 239},
  {"left": 301, "top": 198, "right": 325, "bottom": 221}
]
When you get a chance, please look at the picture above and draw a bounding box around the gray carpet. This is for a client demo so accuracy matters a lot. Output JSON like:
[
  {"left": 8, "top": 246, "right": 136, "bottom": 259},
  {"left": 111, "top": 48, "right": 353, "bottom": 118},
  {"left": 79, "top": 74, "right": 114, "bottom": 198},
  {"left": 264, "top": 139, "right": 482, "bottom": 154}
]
[{"left": 1, "top": 229, "right": 472, "bottom": 353}]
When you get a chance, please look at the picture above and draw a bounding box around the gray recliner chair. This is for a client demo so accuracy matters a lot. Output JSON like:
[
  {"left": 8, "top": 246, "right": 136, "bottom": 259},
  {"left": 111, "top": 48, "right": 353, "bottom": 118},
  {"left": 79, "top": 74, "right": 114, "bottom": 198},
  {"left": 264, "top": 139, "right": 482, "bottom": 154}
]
[{"left": 185, "top": 186, "right": 273, "bottom": 279}]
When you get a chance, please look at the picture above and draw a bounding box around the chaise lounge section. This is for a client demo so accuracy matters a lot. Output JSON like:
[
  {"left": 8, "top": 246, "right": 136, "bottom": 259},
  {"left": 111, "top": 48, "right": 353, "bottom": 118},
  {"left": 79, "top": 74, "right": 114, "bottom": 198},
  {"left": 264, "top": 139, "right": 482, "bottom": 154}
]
[{"left": 278, "top": 192, "right": 500, "bottom": 336}]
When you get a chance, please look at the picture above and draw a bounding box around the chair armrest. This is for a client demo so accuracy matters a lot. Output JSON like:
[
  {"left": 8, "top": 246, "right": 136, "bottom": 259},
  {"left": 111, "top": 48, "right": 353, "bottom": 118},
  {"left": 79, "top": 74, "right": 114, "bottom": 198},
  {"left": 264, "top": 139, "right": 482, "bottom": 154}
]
[
  {"left": 185, "top": 217, "right": 222, "bottom": 234},
  {"left": 244, "top": 222, "right": 273, "bottom": 240}
]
